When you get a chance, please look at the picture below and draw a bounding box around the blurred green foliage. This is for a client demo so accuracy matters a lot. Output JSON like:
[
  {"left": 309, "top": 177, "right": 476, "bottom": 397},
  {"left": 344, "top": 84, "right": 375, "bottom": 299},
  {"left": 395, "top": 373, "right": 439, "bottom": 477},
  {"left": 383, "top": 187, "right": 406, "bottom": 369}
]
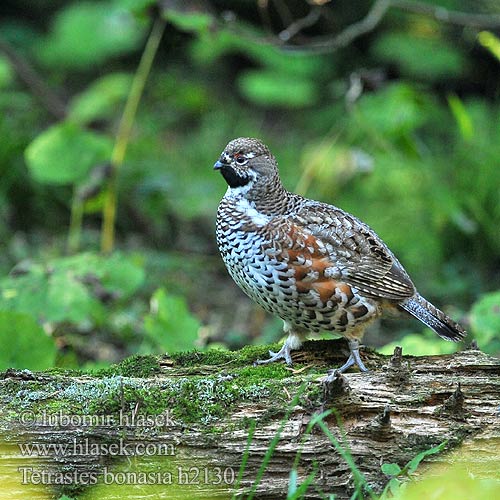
[
  {"left": 0, "top": 252, "right": 144, "bottom": 323},
  {"left": 0, "top": 311, "right": 57, "bottom": 370},
  {"left": 68, "top": 73, "right": 133, "bottom": 125},
  {"left": 470, "top": 291, "right": 500, "bottom": 352},
  {"left": 372, "top": 31, "right": 467, "bottom": 79},
  {"left": 391, "top": 462, "right": 500, "bottom": 500},
  {"left": 0, "top": 0, "right": 499, "bottom": 370},
  {"left": 25, "top": 123, "right": 113, "bottom": 185},
  {"left": 142, "top": 287, "right": 201, "bottom": 353},
  {"left": 35, "top": 1, "right": 147, "bottom": 69},
  {"left": 380, "top": 441, "right": 448, "bottom": 498}
]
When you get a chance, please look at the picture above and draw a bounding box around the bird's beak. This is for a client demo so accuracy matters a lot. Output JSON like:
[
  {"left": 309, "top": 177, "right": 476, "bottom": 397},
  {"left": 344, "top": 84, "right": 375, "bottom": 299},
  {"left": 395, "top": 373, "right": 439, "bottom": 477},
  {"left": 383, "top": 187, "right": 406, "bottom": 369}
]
[{"left": 213, "top": 160, "right": 224, "bottom": 170}]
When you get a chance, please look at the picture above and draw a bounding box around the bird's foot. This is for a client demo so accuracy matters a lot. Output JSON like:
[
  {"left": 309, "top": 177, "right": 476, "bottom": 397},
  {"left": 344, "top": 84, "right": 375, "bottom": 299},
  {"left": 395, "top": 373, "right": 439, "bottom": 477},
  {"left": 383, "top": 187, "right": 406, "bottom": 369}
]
[
  {"left": 323, "top": 339, "right": 368, "bottom": 382},
  {"left": 254, "top": 342, "right": 294, "bottom": 366}
]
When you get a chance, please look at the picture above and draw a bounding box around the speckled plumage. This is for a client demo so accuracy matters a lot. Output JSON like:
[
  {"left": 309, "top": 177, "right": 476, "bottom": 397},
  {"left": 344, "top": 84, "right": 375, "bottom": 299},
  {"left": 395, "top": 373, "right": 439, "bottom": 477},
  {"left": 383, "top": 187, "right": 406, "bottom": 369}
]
[{"left": 214, "top": 138, "right": 466, "bottom": 373}]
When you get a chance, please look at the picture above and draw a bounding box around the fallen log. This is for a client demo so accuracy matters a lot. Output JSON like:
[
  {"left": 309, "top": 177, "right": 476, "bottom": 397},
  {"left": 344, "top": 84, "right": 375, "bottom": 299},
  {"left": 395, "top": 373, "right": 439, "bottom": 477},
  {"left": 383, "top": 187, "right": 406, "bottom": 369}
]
[{"left": 1, "top": 340, "right": 499, "bottom": 499}]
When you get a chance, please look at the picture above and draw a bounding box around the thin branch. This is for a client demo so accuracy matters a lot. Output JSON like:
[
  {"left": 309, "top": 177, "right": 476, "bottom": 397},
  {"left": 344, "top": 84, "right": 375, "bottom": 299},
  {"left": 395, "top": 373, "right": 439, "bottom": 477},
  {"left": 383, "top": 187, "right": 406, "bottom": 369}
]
[
  {"left": 222, "top": 0, "right": 500, "bottom": 54},
  {"left": 289, "top": 0, "right": 390, "bottom": 52},
  {"left": 100, "top": 17, "right": 165, "bottom": 253},
  {"left": 272, "top": 0, "right": 295, "bottom": 28},
  {"left": 257, "top": 0, "right": 274, "bottom": 35},
  {"left": 0, "top": 37, "right": 67, "bottom": 119},
  {"left": 391, "top": 0, "right": 500, "bottom": 29},
  {"left": 221, "top": 0, "right": 391, "bottom": 54},
  {"left": 278, "top": 6, "right": 323, "bottom": 42}
]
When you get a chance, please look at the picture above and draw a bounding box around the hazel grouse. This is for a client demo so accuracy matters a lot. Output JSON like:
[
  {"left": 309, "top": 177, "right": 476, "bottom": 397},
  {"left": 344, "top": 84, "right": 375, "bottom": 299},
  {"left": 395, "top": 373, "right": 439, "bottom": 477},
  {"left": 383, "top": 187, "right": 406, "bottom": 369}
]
[{"left": 214, "top": 137, "right": 466, "bottom": 374}]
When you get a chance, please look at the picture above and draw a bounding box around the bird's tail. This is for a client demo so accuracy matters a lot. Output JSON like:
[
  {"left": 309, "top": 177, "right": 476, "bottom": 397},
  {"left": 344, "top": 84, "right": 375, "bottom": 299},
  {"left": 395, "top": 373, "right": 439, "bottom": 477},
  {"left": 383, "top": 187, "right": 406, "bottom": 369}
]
[{"left": 399, "top": 294, "right": 466, "bottom": 342}]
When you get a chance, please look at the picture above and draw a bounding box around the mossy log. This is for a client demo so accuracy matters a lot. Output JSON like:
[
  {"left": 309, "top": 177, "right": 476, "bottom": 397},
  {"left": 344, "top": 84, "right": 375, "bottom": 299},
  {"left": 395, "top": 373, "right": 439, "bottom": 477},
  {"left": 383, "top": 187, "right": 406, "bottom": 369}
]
[{"left": 1, "top": 340, "right": 499, "bottom": 499}]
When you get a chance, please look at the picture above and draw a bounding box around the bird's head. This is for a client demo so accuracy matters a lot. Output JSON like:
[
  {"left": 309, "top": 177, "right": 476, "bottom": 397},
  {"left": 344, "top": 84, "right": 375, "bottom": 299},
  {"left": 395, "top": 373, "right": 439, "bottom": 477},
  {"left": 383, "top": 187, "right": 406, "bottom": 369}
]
[{"left": 214, "top": 137, "right": 280, "bottom": 198}]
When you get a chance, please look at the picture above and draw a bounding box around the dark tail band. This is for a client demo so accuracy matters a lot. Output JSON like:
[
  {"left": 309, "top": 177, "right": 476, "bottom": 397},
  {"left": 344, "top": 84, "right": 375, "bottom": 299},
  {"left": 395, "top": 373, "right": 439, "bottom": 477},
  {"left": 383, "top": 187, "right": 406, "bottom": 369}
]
[{"left": 399, "top": 294, "right": 466, "bottom": 342}]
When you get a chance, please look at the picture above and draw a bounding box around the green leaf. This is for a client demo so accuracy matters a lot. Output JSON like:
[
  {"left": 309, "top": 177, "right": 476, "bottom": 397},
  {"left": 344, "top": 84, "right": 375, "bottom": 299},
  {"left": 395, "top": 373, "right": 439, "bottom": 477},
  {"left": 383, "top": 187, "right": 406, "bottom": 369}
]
[
  {"left": 190, "top": 21, "right": 327, "bottom": 78},
  {"left": 143, "top": 288, "right": 200, "bottom": 353},
  {"left": 478, "top": 31, "right": 500, "bottom": 61},
  {"left": 447, "top": 94, "right": 473, "bottom": 141},
  {"left": 50, "top": 252, "right": 145, "bottom": 299},
  {"left": 0, "top": 252, "right": 144, "bottom": 325},
  {"left": 116, "top": 0, "right": 156, "bottom": 16},
  {"left": 0, "top": 311, "right": 57, "bottom": 370},
  {"left": 46, "top": 270, "right": 99, "bottom": 323},
  {"left": 0, "top": 261, "right": 102, "bottom": 324},
  {"left": 380, "top": 332, "right": 457, "bottom": 356},
  {"left": 287, "top": 469, "right": 298, "bottom": 496},
  {"left": 35, "top": 2, "right": 146, "bottom": 69},
  {"left": 0, "top": 55, "right": 14, "bottom": 88},
  {"left": 470, "top": 291, "right": 500, "bottom": 347},
  {"left": 372, "top": 31, "right": 466, "bottom": 80},
  {"left": 405, "top": 441, "right": 447, "bottom": 474},
  {"left": 238, "top": 70, "right": 317, "bottom": 107},
  {"left": 355, "top": 83, "right": 427, "bottom": 137},
  {"left": 164, "top": 10, "right": 213, "bottom": 32},
  {"left": 396, "top": 461, "right": 500, "bottom": 500},
  {"left": 381, "top": 462, "right": 402, "bottom": 476},
  {"left": 25, "top": 123, "right": 112, "bottom": 185},
  {"left": 286, "top": 468, "right": 316, "bottom": 499},
  {"left": 68, "top": 73, "right": 133, "bottom": 125},
  {"left": 387, "top": 477, "right": 402, "bottom": 497},
  {"left": 100, "top": 253, "right": 146, "bottom": 298}
]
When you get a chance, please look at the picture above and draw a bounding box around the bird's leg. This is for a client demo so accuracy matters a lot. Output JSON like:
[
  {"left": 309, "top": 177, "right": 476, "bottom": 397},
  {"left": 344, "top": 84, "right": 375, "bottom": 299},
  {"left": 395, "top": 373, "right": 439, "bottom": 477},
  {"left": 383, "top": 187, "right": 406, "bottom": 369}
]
[
  {"left": 329, "top": 338, "right": 368, "bottom": 376},
  {"left": 254, "top": 325, "right": 304, "bottom": 366},
  {"left": 254, "top": 333, "right": 301, "bottom": 365}
]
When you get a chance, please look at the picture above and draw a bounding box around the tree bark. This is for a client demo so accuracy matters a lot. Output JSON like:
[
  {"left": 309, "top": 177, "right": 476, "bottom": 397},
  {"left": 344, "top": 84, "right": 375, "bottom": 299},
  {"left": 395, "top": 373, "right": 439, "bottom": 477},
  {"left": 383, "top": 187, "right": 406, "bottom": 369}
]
[{"left": 0, "top": 340, "right": 499, "bottom": 499}]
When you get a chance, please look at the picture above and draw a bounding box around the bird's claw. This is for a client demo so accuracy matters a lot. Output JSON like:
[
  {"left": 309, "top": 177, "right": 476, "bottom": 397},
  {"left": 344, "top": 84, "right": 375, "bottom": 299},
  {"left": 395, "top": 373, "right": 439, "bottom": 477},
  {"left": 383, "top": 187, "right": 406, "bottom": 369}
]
[
  {"left": 332, "top": 339, "right": 369, "bottom": 374},
  {"left": 254, "top": 344, "right": 293, "bottom": 366},
  {"left": 322, "top": 368, "right": 345, "bottom": 385}
]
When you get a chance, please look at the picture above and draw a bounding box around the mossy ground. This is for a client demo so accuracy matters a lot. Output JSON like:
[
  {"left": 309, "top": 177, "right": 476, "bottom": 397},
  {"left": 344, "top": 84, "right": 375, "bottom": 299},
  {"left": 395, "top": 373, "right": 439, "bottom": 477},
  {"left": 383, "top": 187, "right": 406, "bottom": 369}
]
[{"left": 0, "top": 344, "right": 327, "bottom": 430}]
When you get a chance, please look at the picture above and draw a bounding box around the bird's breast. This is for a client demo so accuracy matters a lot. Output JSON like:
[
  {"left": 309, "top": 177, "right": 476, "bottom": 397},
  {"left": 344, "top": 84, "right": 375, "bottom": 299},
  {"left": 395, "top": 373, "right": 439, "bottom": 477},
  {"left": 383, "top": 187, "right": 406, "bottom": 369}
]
[{"left": 215, "top": 200, "right": 380, "bottom": 333}]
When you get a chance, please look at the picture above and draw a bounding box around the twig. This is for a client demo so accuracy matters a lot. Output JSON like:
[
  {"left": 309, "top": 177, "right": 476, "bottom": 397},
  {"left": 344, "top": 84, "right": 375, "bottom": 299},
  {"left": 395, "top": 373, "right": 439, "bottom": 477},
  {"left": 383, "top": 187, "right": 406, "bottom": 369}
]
[
  {"left": 100, "top": 16, "right": 165, "bottom": 253},
  {"left": 222, "top": 0, "right": 391, "bottom": 54},
  {"left": 222, "top": 0, "right": 500, "bottom": 54},
  {"left": 0, "top": 37, "right": 66, "bottom": 119},
  {"left": 257, "top": 0, "right": 273, "bottom": 35},
  {"left": 278, "top": 6, "right": 323, "bottom": 41},
  {"left": 278, "top": 0, "right": 390, "bottom": 53},
  {"left": 67, "top": 193, "right": 84, "bottom": 254},
  {"left": 272, "top": 0, "right": 295, "bottom": 28},
  {"left": 391, "top": 0, "right": 500, "bottom": 29},
  {"left": 306, "top": 0, "right": 390, "bottom": 49}
]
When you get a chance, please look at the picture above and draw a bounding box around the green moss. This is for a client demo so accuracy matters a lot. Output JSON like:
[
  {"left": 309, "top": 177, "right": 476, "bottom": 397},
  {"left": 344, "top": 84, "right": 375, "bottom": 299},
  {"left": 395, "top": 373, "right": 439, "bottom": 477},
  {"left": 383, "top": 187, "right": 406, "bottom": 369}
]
[
  {"left": 170, "top": 349, "right": 234, "bottom": 366},
  {"left": 237, "top": 363, "right": 288, "bottom": 381},
  {"left": 170, "top": 343, "right": 282, "bottom": 368},
  {"left": 97, "top": 354, "right": 161, "bottom": 377},
  {"left": 1, "top": 344, "right": 321, "bottom": 429},
  {"left": 43, "top": 367, "right": 84, "bottom": 376},
  {"left": 147, "top": 362, "right": 297, "bottom": 426},
  {"left": 161, "top": 374, "right": 263, "bottom": 425},
  {"left": 299, "top": 382, "right": 326, "bottom": 413},
  {"left": 84, "top": 381, "right": 170, "bottom": 416},
  {"left": 236, "top": 343, "right": 284, "bottom": 363}
]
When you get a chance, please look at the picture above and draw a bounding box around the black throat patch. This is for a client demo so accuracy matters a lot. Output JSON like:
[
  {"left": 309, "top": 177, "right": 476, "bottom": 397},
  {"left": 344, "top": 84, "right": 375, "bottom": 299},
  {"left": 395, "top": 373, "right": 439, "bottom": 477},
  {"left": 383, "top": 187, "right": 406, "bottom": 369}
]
[{"left": 219, "top": 165, "right": 251, "bottom": 188}]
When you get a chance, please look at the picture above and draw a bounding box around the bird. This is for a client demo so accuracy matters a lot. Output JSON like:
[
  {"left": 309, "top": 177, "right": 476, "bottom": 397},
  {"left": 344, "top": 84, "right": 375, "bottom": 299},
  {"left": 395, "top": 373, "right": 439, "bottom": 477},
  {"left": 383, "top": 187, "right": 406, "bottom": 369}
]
[{"left": 214, "top": 137, "right": 466, "bottom": 375}]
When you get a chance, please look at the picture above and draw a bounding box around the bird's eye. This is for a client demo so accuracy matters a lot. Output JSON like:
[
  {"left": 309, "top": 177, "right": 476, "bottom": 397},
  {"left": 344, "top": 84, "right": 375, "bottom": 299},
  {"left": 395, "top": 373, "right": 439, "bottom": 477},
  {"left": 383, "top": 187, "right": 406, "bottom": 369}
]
[{"left": 234, "top": 154, "right": 247, "bottom": 165}]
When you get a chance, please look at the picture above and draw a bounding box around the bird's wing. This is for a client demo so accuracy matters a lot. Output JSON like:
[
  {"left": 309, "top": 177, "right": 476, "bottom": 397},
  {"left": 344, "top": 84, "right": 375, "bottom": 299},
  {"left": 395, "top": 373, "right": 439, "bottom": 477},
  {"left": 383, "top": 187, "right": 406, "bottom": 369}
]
[{"left": 286, "top": 202, "right": 416, "bottom": 300}]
